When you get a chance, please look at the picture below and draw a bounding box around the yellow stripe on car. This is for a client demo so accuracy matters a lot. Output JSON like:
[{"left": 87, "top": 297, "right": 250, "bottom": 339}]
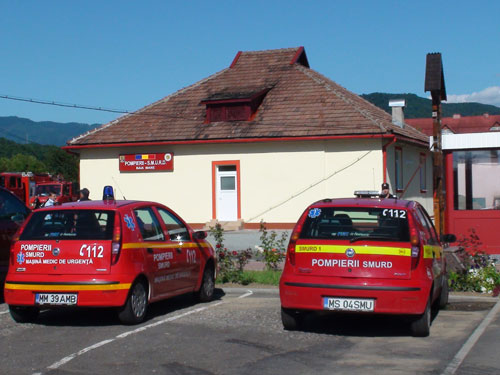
[
  {"left": 295, "top": 244, "right": 411, "bottom": 256},
  {"left": 4, "top": 283, "right": 132, "bottom": 291}
]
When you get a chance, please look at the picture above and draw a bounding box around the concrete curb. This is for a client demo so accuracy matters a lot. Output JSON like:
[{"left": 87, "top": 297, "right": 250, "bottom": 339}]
[
  {"left": 220, "top": 287, "right": 279, "bottom": 295},
  {"left": 449, "top": 294, "right": 499, "bottom": 303}
]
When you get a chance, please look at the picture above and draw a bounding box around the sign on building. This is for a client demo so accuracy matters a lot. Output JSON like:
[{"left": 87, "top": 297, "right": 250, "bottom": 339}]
[{"left": 119, "top": 153, "right": 174, "bottom": 172}]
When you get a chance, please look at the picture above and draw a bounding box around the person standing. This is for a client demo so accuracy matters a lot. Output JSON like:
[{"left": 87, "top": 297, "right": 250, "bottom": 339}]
[
  {"left": 380, "top": 182, "right": 395, "bottom": 199},
  {"left": 78, "top": 188, "right": 90, "bottom": 201},
  {"left": 43, "top": 193, "right": 57, "bottom": 207}
]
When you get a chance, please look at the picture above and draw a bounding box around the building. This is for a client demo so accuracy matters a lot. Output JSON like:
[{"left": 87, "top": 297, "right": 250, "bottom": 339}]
[
  {"left": 407, "top": 114, "right": 500, "bottom": 255},
  {"left": 66, "top": 47, "right": 431, "bottom": 229}
]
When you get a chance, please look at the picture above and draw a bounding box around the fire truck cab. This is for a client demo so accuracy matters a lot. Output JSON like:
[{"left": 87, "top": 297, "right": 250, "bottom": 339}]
[
  {"left": 29, "top": 181, "right": 80, "bottom": 208},
  {"left": 0, "top": 172, "right": 52, "bottom": 204}
]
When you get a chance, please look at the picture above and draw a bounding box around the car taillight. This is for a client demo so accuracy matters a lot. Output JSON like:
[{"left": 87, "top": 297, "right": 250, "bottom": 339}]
[
  {"left": 111, "top": 212, "right": 122, "bottom": 265},
  {"left": 410, "top": 227, "right": 421, "bottom": 270},
  {"left": 287, "top": 224, "right": 302, "bottom": 266},
  {"left": 10, "top": 221, "right": 28, "bottom": 266}
]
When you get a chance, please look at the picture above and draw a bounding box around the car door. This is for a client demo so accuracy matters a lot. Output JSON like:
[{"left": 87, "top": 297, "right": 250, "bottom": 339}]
[
  {"left": 156, "top": 206, "right": 201, "bottom": 290},
  {"left": 133, "top": 206, "right": 180, "bottom": 297},
  {"left": 0, "top": 189, "right": 30, "bottom": 278},
  {"left": 415, "top": 206, "right": 443, "bottom": 279}
]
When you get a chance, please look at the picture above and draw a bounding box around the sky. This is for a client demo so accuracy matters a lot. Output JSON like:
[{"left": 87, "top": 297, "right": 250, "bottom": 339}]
[{"left": 1, "top": 1, "right": 499, "bottom": 125}]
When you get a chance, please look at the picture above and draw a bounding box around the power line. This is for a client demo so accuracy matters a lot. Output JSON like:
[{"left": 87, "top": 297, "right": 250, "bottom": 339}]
[
  {"left": 0, "top": 94, "right": 129, "bottom": 114},
  {"left": 246, "top": 150, "right": 373, "bottom": 222},
  {"left": 0, "top": 93, "right": 201, "bottom": 121},
  {"left": 0, "top": 93, "right": 409, "bottom": 135}
]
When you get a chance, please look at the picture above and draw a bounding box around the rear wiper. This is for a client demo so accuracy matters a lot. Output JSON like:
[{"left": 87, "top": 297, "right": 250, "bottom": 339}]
[{"left": 350, "top": 236, "right": 390, "bottom": 243}]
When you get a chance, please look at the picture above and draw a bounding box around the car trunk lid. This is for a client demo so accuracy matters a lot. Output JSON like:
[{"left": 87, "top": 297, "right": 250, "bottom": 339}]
[
  {"left": 295, "top": 240, "right": 411, "bottom": 279},
  {"left": 14, "top": 209, "right": 116, "bottom": 275}
]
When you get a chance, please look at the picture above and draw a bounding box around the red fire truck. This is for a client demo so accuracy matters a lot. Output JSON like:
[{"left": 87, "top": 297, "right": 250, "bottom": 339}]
[
  {"left": 0, "top": 172, "right": 53, "bottom": 204},
  {"left": 28, "top": 181, "right": 80, "bottom": 208},
  {"left": 0, "top": 172, "right": 79, "bottom": 208}
]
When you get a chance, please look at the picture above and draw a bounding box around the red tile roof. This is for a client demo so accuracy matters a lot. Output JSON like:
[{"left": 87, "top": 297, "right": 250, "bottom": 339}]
[
  {"left": 406, "top": 114, "right": 500, "bottom": 136},
  {"left": 68, "top": 47, "right": 428, "bottom": 147}
]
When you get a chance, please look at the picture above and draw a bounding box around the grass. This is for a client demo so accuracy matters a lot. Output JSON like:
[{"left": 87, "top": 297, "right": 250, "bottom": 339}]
[
  {"left": 244, "top": 270, "right": 282, "bottom": 285},
  {"left": 215, "top": 270, "right": 282, "bottom": 286}
]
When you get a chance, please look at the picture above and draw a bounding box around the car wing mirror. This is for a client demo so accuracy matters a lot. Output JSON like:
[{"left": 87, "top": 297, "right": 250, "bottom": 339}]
[
  {"left": 193, "top": 231, "right": 207, "bottom": 240},
  {"left": 11, "top": 213, "right": 25, "bottom": 224},
  {"left": 440, "top": 233, "right": 456, "bottom": 243}
]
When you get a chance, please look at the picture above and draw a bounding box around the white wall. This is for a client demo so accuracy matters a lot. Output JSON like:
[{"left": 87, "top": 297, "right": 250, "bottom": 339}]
[{"left": 78, "top": 139, "right": 385, "bottom": 224}]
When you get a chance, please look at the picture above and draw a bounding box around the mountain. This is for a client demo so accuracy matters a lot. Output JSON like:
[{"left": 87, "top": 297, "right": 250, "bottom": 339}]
[
  {"left": 0, "top": 116, "right": 100, "bottom": 146},
  {"left": 360, "top": 93, "right": 500, "bottom": 119}
]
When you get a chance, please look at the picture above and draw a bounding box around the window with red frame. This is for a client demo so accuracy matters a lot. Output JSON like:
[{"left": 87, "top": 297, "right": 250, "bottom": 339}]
[
  {"left": 202, "top": 89, "right": 269, "bottom": 123},
  {"left": 395, "top": 147, "right": 403, "bottom": 192},
  {"left": 206, "top": 103, "right": 251, "bottom": 122},
  {"left": 420, "top": 153, "right": 427, "bottom": 192}
]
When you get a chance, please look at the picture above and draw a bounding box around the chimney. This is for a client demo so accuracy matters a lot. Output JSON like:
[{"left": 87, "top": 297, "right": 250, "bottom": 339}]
[
  {"left": 453, "top": 114, "right": 461, "bottom": 119},
  {"left": 484, "top": 113, "right": 490, "bottom": 118},
  {"left": 388, "top": 99, "right": 406, "bottom": 128}
]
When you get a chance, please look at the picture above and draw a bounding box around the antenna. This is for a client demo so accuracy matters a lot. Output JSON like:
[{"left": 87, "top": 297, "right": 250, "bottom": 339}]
[{"left": 111, "top": 176, "right": 127, "bottom": 200}]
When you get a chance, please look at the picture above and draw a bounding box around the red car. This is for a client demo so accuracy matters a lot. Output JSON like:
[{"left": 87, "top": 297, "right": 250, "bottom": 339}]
[
  {"left": 4, "top": 198, "right": 216, "bottom": 324},
  {"left": 279, "top": 196, "right": 455, "bottom": 336},
  {"left": 0, "top": 187, "right": 30, "bottom": 284}
]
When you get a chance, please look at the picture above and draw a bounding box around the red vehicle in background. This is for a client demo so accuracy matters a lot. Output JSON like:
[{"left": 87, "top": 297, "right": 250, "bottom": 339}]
[
  {"left": 28, "top": 181, "right": 80, "bottom": 208},
  {"left": 0, "top": 172, "right": 52, "bottom": 204}
]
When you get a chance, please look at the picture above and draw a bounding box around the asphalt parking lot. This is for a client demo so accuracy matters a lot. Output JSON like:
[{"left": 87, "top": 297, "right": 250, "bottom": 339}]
[{"left": 1, "top": 289, "right": 499, "bottom": 375}]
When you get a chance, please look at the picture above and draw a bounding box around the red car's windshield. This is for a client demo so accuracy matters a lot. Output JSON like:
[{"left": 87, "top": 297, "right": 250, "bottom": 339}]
[
  {"left": 300, "top": 206, "right": 410, "bottom": 242},
  {"left": 35, "top": 184, "right": 62, "bottom": 196}
]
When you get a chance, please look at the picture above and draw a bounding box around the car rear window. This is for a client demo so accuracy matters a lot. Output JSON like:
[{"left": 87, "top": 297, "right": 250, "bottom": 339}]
[
  {"left": 20, "top": 210, "right": 115, "bottom": 240},
  {"left": 300, "top": 206, "right": 410, "bottom": 242}
]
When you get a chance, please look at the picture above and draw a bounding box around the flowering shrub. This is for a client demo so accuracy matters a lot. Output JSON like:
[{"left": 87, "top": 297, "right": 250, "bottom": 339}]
[
  {"left": 448, "top": 229, "right": 500, "bottom": 296},
  {"left": 209, "top": 223, "right": 253, "bottom": 284},
  {"left": 257, "top": 221, "right": 288, "bottom": 271}
]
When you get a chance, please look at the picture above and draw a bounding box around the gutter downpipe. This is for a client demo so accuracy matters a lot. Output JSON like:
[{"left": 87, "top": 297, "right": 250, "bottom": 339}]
[{"left": 382, "top": 136, "right": 397, "bottom": 183}]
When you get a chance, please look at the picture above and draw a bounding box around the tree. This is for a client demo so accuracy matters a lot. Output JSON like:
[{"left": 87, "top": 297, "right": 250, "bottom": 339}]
[
  {"left": 43, "top": 148, "right": 79, "bottom": 181},
  {"left": 2, "top": 153, "right": 47, "bottom": 173}
]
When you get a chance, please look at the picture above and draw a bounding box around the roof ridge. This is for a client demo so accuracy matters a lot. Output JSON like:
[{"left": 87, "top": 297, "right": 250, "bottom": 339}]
[
  {"left": 68, "top": 67, "right": 230, "bottom": 145},
  {"left": 295, "top": 64, "right": 388, "bottom": 133},
  {"left": 240, "top": 47, "right": 301, "bottom": 55}
]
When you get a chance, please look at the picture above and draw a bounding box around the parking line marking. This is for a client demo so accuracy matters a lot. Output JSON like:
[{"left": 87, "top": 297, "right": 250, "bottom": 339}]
[
  {"left": 441, "top": 298, "right": 500, "bottom": 375},
  {"left": 35, "top": 292, "right": 250, "bottom": 375},
  {"left": 0, "top": 310, "right": 10, "bottom": 315},
  {"left": 237, "top": 290, "right": 253, "bottom": 299}
]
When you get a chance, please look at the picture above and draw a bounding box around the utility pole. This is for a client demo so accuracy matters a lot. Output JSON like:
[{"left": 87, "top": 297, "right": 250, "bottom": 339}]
[{"left": 425, "top": 53, "right": 446, "bottom": 236}]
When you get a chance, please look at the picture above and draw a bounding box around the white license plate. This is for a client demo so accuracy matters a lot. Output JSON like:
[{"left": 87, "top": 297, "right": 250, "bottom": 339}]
[
  {"left": 35, "top": 293, "right": 78, "bottom": 305},
  {"left": 323, "top": 297, "right": 374, "bottom": 312}
]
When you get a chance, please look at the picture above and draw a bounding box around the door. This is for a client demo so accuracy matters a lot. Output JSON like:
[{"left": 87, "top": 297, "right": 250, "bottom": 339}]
[
  {"left": 216, "top": 165, "right": 238, "bottom": 221},
  {"left": 156, "top": 207, "right": 200, "bottom": 290},
  {"left": 133, "top": 206, "right": 180, "bottom": 297}
]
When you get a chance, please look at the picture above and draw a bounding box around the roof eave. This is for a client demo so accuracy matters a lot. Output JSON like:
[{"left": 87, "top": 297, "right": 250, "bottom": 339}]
[{"left": 63, "top": 133, "right": 399, "bottom": 151}]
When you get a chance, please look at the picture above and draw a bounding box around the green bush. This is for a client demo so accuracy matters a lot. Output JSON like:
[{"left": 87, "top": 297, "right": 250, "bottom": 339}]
[
  {"left": 257, "top": 221, "right": 287, "bottom": 271},
  {"left": 209, "top": 223, "right": 253, "bottom": 284}
]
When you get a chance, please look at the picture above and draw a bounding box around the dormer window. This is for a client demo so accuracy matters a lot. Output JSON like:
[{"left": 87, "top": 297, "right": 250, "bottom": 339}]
[{"left": 202, "top": 88, "right": 269, "bottom": 123}]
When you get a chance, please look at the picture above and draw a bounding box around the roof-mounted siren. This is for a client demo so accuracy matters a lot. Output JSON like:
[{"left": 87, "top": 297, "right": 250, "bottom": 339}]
[
  {"left": 389, "top": 99, "right": 406, "bottom": 128},
  {"left": 354, "top": 190, "right": 380, "bottom": 198},
  {"left": 103, "top": 186, "right": 115, "bottom": 201}
]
